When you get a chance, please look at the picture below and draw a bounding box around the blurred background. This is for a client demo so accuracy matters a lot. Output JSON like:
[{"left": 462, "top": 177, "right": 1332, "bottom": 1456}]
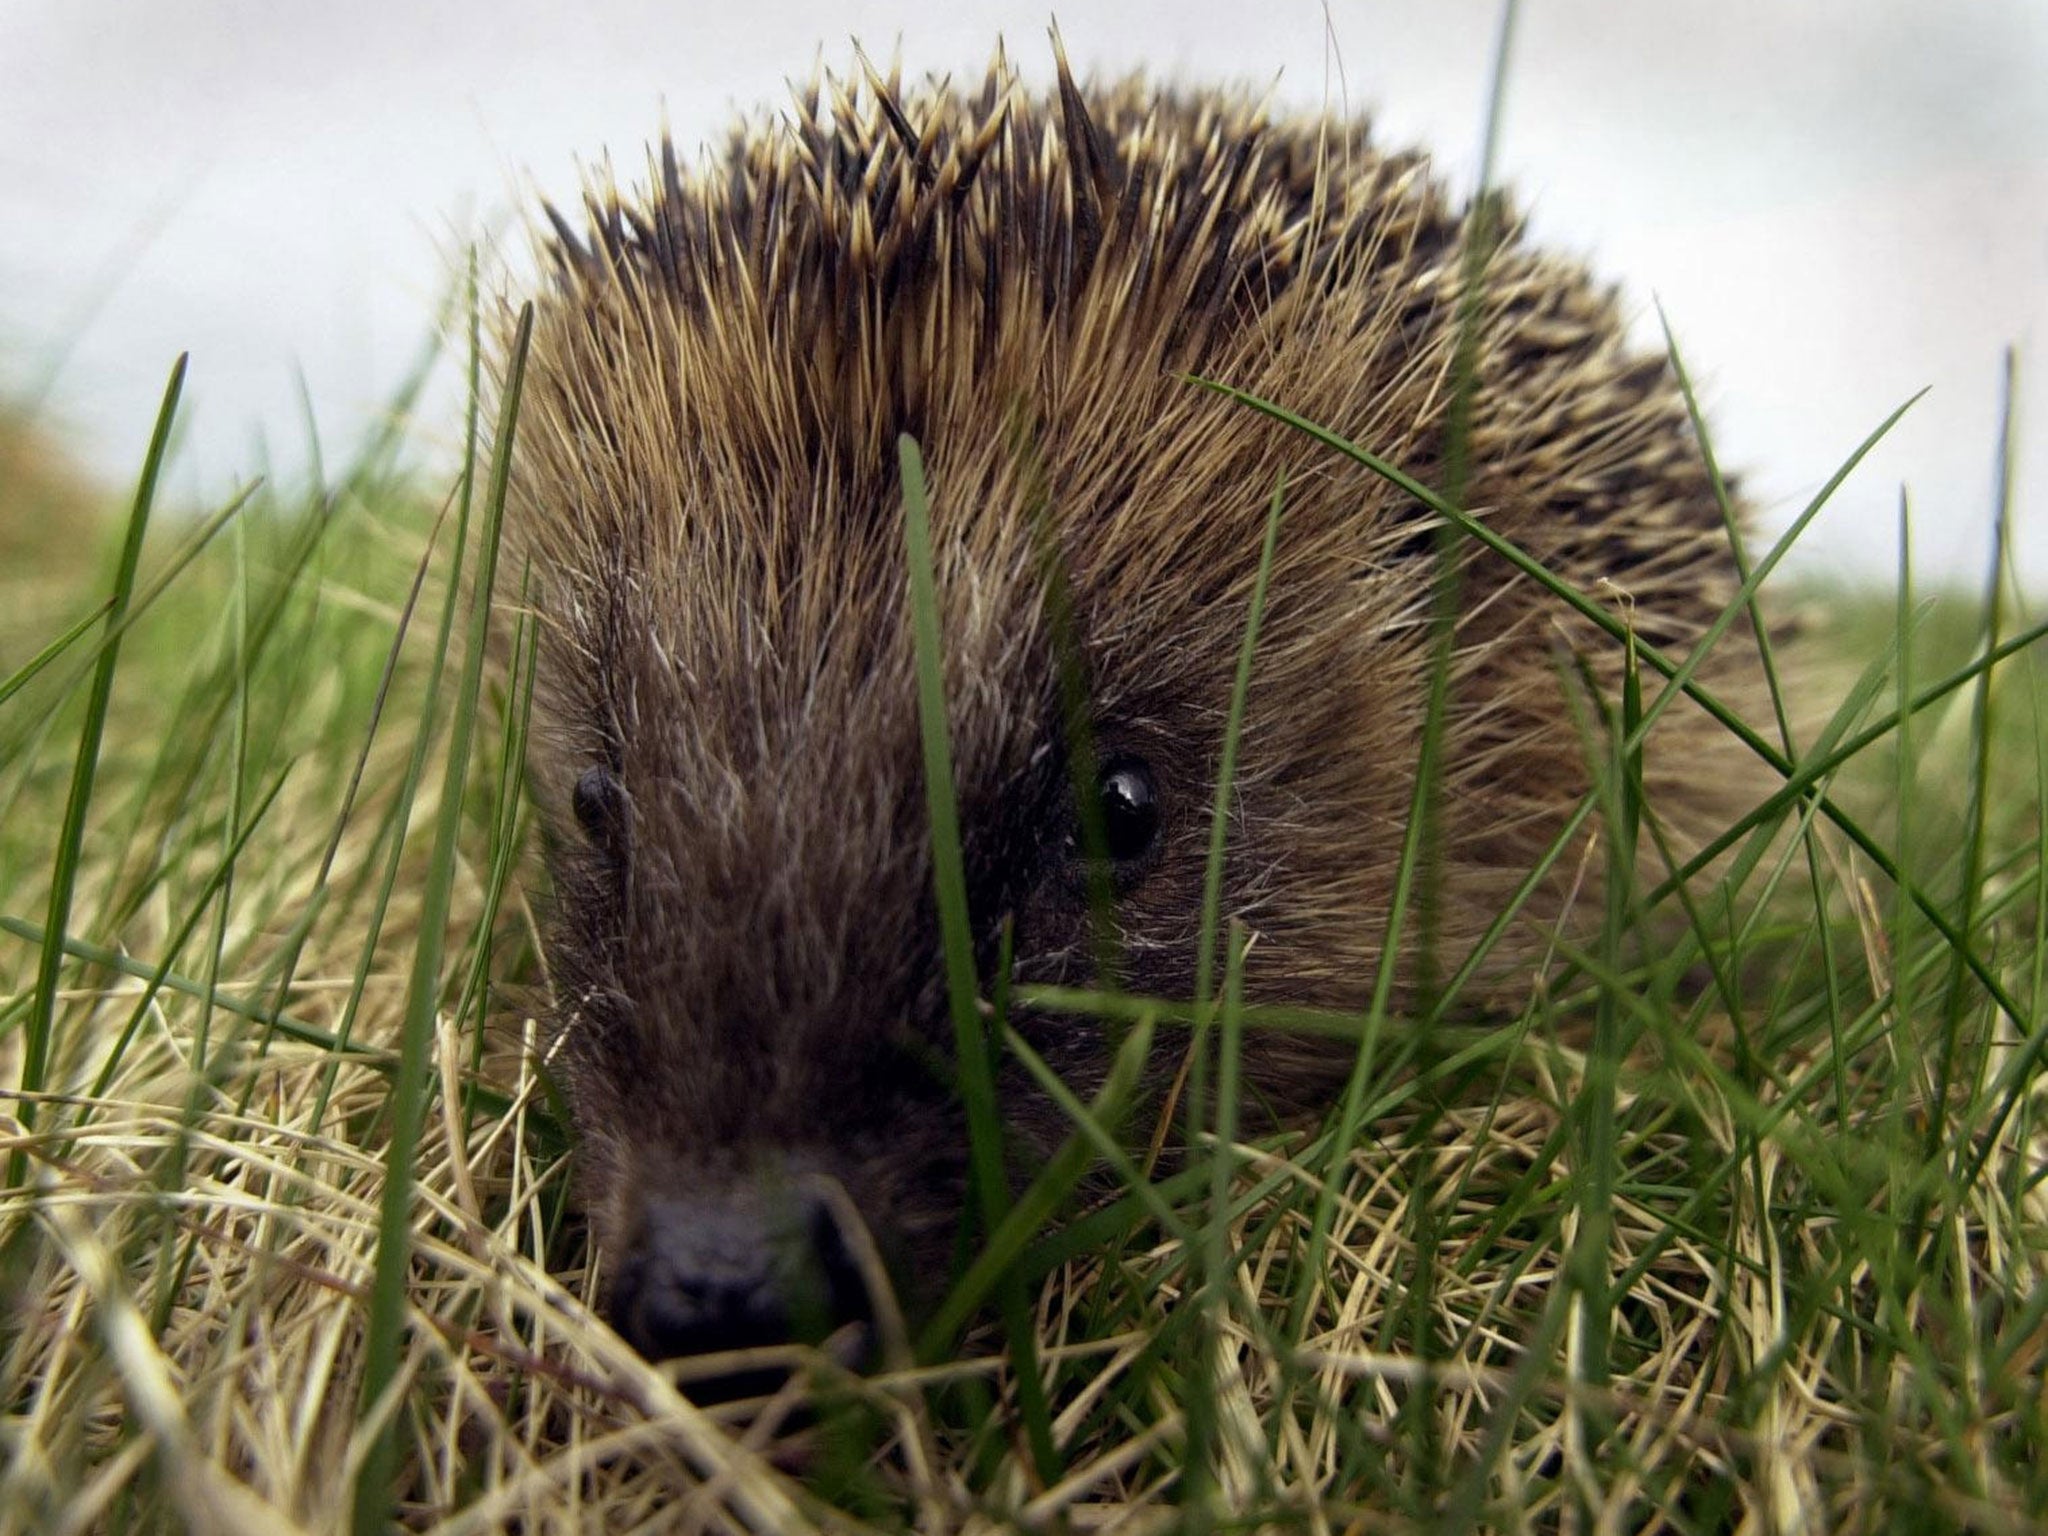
[{"left": 0, "top": 0, "right": 2041, "bottom": 585}]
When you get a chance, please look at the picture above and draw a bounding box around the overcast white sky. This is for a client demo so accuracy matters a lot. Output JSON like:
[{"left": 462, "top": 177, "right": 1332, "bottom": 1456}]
[{"left": 1, "top": 1, "right": 2042, "bottom": 584}]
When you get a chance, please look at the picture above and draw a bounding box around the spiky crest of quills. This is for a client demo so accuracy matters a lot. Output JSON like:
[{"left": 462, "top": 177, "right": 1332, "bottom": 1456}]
[
  {"left": 548, "top": 46, "right": 1297, "bottom": 333},
  {"left": 529, "top": 45, "right": 1483, "bottom": 461}
]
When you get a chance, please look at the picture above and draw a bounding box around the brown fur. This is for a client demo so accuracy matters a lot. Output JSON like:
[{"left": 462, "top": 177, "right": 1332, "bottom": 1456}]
[{"left": 505, "top": 53, "right": 1769, "bottom": 1313}]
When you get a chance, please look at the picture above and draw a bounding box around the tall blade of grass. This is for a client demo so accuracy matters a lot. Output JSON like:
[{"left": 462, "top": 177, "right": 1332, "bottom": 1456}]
[
  {"left": 350, "top": 304, "right": 530, "bottom": 1536},
  {"left": 1654, "top": 307, "right": 1789, "bottom": 726},
  {"left": 1193, "top": 477, "right": 1285, "bottom": 1017},
  {"left": 1946, "top": 349, "right": 2037, "bottom": 1192},
  {"left": 1420, "top": 0, "right": 1518, "bottom": 1000},
  {"left": 899, "top": 433, "right": 999, "bottom": 1229},
  {"left": 898, "top": 434, "right": 1059, "bottom": 1485},
  {"left": 143, "top": 520, "right": 267, "bottom": 1338},
  {"left": 13, "top": 355, "right": 184, "bottom": 1186},
  {"left": 1563, "top": 631, "right": 1643, "bottom": 1484},
  {"left": 1660, "top": 307, "right": 1847, "bottom": 1123},
  {"left": 292, "top": 365, "right": 328, "bottom": 505},
  {"left": 1390, "top": 13, "right": 1519, "bottom": 1500},
  {"left": 460, "top": 583, "right": 538, "bottom": 1127},
  {"left": 1929, "top": 349, "right": 2015, "bottom": 1165},
  {"left": 2029, "top": 562, "right": 2048, "bottom": 1132},
  {"left": 1188, "top": 923, "right": 1254, "bottom": 1515},
  {"left": 1881, "top": 499, "right": 1921, "bottom": 1445},
  {"left": 1837, "top": 496, "right": 1946, "bottom": 1477},
  {"left": 1182, "top": 478, "right": 1283, "bottom": 1526}
]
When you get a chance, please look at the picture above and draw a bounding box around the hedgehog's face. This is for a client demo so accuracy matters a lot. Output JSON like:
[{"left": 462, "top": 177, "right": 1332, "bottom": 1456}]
[
  {"left": 517, "top": 301, "right": 1453, "bottom": 1379},
  {"left": 531, "top": 482, "right": 1298, "bottom": 1374}
]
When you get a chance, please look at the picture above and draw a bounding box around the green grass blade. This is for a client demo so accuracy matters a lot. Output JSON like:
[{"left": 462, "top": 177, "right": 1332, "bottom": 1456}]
[
  {"left": 898, "top": 434, "right": 1061, "bottom": 1483},
  {"left": 1659, "top": 304, "right": 1848, "bottom": 1119},
  {"left": 1182, "top": 478, "right": 1283, "bottom": 1524},
  {"left": 1926, "top": 356, "right": 2013, "bottom": 1171},
  {"left": 899, "top": 434, "right": 1001, "bottom": 1221},
  {"left": 14, "top": 354, "right": 185, "bottom": 1185},
  {"left": 350, "top": 304, "right": 529, "bottom": 1536},
  {"left": 899, "top": 432, "right": 1005, "bottom": 1255},
  {"left": 1945, "top": 348, "right": 2036, "bottom": 1191}
]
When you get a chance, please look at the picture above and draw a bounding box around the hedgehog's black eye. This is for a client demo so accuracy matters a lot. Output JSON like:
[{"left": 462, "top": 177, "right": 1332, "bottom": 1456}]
[
  {"left": 572, "top": 765, "right": 625, "bottom": 849},
  {"left": 1098, "top": 758, "right": 1160, "bottom": 863}
]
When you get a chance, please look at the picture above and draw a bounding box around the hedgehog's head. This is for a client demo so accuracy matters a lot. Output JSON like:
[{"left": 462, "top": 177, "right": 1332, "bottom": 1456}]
[{"left": 506, "top": 58, "right": 1728, "bottom": 1374}]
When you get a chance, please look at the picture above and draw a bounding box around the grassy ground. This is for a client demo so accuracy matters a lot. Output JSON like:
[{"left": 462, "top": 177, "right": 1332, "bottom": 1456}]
[{"left": 2, "top": 327, "right": 2045, "bottom": 1536}]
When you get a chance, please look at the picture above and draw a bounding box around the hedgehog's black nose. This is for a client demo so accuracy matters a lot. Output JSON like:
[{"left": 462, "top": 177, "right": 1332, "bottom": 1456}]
[{"left": 608, "top": 1184, "right": 873, "bottom": 1395}]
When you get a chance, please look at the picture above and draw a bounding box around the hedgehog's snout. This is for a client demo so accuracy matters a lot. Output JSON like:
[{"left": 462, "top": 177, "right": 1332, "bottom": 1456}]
[{"left": 608, "top": 1178, "right": 875, "bottom": 1394}]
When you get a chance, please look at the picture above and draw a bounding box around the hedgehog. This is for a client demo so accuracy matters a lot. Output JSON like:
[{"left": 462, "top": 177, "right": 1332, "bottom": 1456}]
[{"left": 505, "top": 51, "right": 1768, "bottom": 1372}]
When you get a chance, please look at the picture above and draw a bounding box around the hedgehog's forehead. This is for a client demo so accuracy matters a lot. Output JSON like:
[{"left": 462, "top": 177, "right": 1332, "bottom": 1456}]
[{"left": 539, "top": 471, "right": 1057, "bottom": 777}]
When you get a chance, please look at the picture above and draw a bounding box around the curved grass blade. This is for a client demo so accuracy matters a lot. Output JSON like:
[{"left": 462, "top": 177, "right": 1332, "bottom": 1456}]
[
  {"left": 898, "top": 433, "right": 1059, "bottom": 1483},
  {"left": 13, "top": 355, "right": 185, "bottom": 1189},
  {"left": 349, "top": 304, "right": 530, "bottom": 1536}
]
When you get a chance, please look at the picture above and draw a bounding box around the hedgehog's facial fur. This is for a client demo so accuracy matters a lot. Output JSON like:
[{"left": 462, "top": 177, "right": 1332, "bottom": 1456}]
[{"left": 508, "top": 57, "right": 1765, "bottom": 1358}]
